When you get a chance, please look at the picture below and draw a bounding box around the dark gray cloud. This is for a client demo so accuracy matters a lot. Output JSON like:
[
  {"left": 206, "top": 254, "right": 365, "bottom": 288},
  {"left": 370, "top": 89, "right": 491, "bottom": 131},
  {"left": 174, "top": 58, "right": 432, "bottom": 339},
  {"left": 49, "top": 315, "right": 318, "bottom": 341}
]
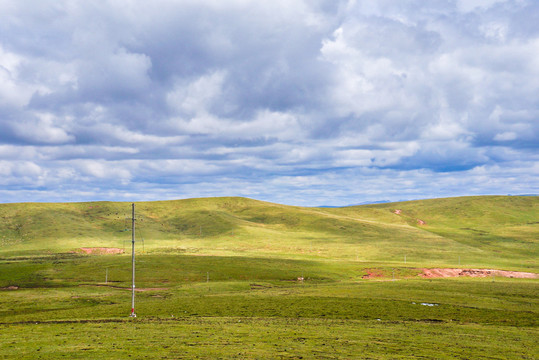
[{"left": 0, "top": 0, "right": 537, "bottom": 205}]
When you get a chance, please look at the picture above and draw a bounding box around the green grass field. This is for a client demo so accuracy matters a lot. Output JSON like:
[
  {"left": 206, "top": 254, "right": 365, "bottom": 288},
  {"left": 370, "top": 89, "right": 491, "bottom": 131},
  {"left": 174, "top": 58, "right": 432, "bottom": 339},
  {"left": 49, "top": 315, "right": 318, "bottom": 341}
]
[{"left": 0, "top": 196, "right": 537, "bottom": 359}]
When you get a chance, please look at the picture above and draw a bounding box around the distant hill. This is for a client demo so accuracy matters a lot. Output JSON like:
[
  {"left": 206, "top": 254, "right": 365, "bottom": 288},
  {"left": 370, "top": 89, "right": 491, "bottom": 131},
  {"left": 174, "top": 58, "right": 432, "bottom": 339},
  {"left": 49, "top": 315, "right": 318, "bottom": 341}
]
[
  {"left": 318, "top": 200, "right": 392, "bottom": 207},
  {"left": 0, "top": 196, "right": 537, "bottom": 270}
]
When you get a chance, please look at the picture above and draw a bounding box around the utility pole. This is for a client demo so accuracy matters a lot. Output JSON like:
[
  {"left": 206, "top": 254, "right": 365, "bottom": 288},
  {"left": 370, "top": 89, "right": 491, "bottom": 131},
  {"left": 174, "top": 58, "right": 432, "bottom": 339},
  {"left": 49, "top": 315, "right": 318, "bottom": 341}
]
[{"left": 130, "top": 203, "right": 136, "bottom": 318}]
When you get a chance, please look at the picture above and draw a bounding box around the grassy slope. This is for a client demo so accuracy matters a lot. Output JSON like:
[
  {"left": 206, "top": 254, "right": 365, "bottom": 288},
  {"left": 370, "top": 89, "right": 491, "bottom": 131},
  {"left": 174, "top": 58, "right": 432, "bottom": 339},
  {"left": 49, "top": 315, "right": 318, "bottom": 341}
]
[
  {"left": 0, "top": 195, "right": 537, "bottom": 270},
  {"left": 0, "top": 196, "right": 537, "bottom": 359}
]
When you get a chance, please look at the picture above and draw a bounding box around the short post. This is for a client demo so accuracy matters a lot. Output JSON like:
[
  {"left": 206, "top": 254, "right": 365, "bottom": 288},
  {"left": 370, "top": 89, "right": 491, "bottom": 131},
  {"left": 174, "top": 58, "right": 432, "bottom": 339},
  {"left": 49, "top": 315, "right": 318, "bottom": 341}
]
[{"left": 106, "top": 268, "right": 108, "bottom": 284}]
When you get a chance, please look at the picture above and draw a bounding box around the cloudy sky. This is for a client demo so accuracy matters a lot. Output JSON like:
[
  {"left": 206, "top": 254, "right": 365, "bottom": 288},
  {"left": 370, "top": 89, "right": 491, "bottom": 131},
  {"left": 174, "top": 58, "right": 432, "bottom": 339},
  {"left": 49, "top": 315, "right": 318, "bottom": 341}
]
[{"left": 0, "top": 0, "right": 537, "bottom": 206}]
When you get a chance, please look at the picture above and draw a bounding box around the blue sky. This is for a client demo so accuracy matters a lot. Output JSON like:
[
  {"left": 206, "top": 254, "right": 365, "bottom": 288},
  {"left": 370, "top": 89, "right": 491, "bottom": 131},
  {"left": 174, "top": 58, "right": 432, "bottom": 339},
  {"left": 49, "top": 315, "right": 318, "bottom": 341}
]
[{"left": 0, "top": 0, "right": 537, "bottom": 206}]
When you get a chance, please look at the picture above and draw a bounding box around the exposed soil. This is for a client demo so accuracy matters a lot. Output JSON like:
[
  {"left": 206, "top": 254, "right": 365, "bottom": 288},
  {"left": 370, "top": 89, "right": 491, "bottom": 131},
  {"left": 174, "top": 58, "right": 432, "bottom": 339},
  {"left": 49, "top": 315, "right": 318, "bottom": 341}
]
[
  {"left": 362, "top": 269, "right": 386, "bottom": 279},
  {"left": 417, "top": 219, "right": 426, "bottom": 225},
  {"left": 0, "top": 286, "right": 19, "bottom": 290},
  {"left": 79, "top": 247, "right": 124, "bottom": 255},
  {"left": 79, "top": 284, "right": 167, "bottom": 292},
  {"left": 421, "top": 268, "right": 538, "bottom": 279},
  {"left": 0, "top": 319, "right": 128, "bottom": 325},
  {"left": 394, "top": 209, "right": 402, "bottom": 215},
  {"left": 360, "top": 268, "right": 538, "bottom": 280}
]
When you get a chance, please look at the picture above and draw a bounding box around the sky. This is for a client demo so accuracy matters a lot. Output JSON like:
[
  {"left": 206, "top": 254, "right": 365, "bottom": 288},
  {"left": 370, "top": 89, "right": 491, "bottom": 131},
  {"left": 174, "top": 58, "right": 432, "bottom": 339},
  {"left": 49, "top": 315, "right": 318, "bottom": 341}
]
[{"left": 0, "top": 0, "right": 538, "bottom": 206}]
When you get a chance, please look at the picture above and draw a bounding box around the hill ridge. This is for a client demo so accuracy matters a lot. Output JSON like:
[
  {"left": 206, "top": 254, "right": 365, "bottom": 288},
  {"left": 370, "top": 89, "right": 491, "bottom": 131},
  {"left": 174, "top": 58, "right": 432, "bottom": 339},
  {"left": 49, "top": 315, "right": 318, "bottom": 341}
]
[{"left": 0, "top": 195, "right": 536, "bottom": 271}]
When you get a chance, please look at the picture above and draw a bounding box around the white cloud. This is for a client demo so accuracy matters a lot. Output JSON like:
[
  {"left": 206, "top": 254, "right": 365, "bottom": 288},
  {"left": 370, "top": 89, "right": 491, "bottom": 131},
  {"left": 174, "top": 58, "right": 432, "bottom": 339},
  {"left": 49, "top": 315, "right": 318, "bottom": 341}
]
[
  {"left": 0, "top": 161, "right": 44, "bottom": 186},
  {"left": 494, "top": 132, "right": 518, "bottom": 141},
  {"left": 76, "top": 48, "right": 152, "bottom": 98},
  {"left": 457, "top": 0, "right": 510, "bottom": 13},
  {"left": 11, "top": 112, "right": 74, "bottom": 144},
  {"left": 167, "top": 71, "right": 228, "bottom": 115},
  {"left": 0, "top": 48, "right": 36, "bottom": 107},
  {"left": 70, "top": 161, "right": 129, "bottom": 183},
  {"left": 0, "top": 0, "right": 537, "bottom": 205},
  {"left": 171, "top": 109, "right": 303, "bottom": 141}
]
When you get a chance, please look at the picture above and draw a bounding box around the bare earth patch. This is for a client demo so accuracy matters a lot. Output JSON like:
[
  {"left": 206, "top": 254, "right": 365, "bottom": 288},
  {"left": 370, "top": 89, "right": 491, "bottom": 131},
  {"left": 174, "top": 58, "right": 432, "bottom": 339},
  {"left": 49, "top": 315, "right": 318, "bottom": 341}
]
[
  {"left": 362, "top": 269, "right": 386, "bottom": 279},
  {"left": 80, "top": 284, "right": 167, "bottom": 292},
  {"left": 79, "top": 247, "right": 124, "bottom": 255},
  {"left": 421, "top": 268, "right": 538, "bottom": 279}
]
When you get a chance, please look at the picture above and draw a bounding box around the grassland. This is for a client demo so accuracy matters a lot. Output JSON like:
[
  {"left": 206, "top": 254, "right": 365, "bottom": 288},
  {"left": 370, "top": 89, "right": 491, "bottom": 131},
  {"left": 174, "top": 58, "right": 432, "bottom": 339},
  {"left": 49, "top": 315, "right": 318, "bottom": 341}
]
[{"left": 0, "top": 196, "right": 537, "bottom": 359}]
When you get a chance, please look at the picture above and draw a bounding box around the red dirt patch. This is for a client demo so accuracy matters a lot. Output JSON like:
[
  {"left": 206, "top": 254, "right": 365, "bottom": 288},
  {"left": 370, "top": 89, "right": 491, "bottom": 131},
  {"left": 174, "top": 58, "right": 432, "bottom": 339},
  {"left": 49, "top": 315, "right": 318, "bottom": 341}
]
[
  {"left": 417, "top": 219, "right": 426, "bottom": 225},
  {"left": 421, "top": 268, "right": 538, "bottom": 279},
  {"left": 362, "top": 269, "right": 386, "bottom": 279},
  {"left": 394, "top": 209, "right": 402, "bottom": 215},
  {"left": 79, "top": 247, "right": 124, "bottom": 255}
]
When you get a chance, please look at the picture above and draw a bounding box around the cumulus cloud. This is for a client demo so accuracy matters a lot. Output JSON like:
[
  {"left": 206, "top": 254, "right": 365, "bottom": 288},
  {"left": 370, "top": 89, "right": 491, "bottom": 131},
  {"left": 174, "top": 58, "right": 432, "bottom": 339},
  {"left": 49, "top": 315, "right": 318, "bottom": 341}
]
[{"left": 0, "top": 0, "right": 537, "bottom": 205}]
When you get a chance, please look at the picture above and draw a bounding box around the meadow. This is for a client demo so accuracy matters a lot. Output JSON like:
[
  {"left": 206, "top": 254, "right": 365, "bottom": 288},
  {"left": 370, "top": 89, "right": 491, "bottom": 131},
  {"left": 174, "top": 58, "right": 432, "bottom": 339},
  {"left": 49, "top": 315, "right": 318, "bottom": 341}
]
[{"left": 0, "top": 196, "right": 537, "bottom": 359}]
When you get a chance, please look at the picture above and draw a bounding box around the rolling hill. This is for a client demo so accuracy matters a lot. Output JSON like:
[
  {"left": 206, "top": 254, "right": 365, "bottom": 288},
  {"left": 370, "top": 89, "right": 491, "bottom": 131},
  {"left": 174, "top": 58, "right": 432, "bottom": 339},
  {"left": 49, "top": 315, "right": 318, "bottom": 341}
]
[
  {"left": 0, "top": 195, "right": 537, "bottom": 270},
  {"left": 0, "top": 195, "right": 537, "bottom": 359}
]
